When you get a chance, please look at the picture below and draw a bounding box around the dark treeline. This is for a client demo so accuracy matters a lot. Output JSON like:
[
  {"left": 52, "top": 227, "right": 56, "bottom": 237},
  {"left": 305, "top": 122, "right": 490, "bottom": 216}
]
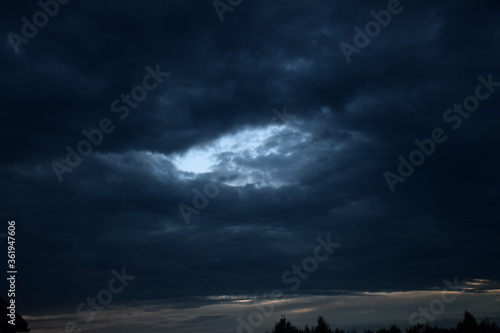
[{"left": 267, "top": 311, "right": 500, "bottom": 333}]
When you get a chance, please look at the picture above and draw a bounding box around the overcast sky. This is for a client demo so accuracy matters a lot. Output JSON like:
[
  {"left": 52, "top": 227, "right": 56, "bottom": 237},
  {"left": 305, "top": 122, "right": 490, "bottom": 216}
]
[{"left": 1, "top": 0, "right": 500, "bottom": 332}]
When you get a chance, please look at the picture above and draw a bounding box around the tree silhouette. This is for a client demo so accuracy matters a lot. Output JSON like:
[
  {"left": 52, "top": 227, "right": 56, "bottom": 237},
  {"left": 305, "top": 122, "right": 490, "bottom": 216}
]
[
  {"left": 312, "top": 316, "right": 333, "bottom": 333},
  {"left": 478, "top": 317, "right": 500, "bottom": 333},
  {"left": 456, "top": 311, "right": 478, "bottom": 333},
  {"left": 267, "top": 311, "right": 500, "bottom": 333},
  {"left": 270, "top": 315, "right": 302, "bottom": 333}
]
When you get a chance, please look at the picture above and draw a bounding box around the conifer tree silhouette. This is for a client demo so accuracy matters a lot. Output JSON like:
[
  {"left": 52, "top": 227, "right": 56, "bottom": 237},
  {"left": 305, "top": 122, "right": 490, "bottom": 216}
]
[
  {"left": 267, "top": 311, "right": 500, "bottom": 333},
  {"left": 270, "top": 315, "right": 302, "bottom": 333},
  {"left": 312, "top": 316, "right": 332, "bottom": 333},
  {"left": 457, "top": 311, "right": 478, "bottom": 333}
]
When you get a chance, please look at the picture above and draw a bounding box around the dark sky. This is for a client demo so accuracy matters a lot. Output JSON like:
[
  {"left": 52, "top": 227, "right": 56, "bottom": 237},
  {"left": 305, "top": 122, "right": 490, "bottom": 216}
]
[{"left": 1, "top": 0, "right": 499, "bottom": 332}]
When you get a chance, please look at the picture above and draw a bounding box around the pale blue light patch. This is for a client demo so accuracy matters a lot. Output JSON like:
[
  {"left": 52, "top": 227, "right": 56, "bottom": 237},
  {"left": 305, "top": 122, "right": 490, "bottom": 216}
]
[{"left": 172, "top": 124, "right": 291, "bottom": 173}]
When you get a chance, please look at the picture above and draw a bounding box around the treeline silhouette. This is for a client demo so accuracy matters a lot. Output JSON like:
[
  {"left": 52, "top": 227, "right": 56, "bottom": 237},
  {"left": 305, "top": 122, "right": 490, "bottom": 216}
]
[{"left": 267, "top": 311, "right": 500, "bottom": 333}]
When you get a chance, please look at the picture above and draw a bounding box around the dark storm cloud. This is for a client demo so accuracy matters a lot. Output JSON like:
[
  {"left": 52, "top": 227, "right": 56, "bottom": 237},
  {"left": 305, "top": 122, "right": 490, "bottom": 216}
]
[{"left": 1, "top": 0, "right": 499, "bottom": 322}]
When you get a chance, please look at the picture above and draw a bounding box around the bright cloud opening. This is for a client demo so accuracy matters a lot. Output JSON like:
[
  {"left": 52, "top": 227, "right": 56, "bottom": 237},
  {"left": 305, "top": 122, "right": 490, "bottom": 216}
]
[{"left": 169, "top": 123, "right": 312, "bottom": 187}]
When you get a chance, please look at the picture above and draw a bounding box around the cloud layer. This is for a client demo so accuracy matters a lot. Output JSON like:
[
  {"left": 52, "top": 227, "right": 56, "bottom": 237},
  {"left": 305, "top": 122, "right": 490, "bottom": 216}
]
[{"left": 1, "top": 0, "right": 499, "bottom": 331}]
